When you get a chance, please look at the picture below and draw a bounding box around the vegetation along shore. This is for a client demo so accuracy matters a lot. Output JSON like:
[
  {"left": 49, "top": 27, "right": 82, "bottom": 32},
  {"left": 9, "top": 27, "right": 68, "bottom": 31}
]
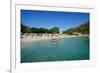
[{"left": 21, "top": 21, "right": 89, "bottom": 42}]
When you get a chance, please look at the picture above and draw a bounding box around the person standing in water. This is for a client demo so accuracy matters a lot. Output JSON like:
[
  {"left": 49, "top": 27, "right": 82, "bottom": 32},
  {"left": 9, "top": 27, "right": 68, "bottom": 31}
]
[{"left": 51, "top": 34, "right": 57, "bottom": 42}]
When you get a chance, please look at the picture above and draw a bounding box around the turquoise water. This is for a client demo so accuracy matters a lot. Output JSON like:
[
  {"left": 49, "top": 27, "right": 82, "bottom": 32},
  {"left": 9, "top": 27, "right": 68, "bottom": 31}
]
[{"left": 21, "top": 36, "right": 89, "bottom": 63}]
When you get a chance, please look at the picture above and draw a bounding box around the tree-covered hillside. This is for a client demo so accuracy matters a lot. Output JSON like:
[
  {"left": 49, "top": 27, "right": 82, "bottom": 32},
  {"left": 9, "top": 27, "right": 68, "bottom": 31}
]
[
  {"left": 21, "top": 21, "right": 89, "bottom": 35},
  {"left": 21, "top": 23, "right": 60, "bottom": 34},
  {"left": 63, "top": 21, "right": 89, "bottom": 35}
]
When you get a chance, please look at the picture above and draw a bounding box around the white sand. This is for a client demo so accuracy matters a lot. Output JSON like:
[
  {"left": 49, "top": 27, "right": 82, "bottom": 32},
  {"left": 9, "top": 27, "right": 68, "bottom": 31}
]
[{"left": 21, "top": 34, "right": 89, "bottom": 42}]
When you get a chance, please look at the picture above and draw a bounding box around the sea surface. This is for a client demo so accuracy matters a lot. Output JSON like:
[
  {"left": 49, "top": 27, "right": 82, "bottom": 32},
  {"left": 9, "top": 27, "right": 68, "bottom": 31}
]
[{"left": 21, "top": 36, "right": 89, "bottom": 63}]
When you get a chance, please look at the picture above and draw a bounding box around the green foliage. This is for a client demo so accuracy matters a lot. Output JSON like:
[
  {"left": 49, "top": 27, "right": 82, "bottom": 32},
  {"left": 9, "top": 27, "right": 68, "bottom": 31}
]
[
  {"left": 31, "top": 27, "right": 52, "bottom": 33},
  {"left": 76, "top": 21, "right": 89, "bottom": 34},
  {"left": 63, "top": 28, "right": 75, "bottom": 35},
  {"left": 63, "top": 21, "right": 89, "bottom": 35},
  {"left": 50, "top": 27, "right": 60, "bottom": 34},
  {"left": 21, "top": 23, "right": 59, "bottom": 34},
  {"left": 21, "top": 23, "right": 31, "bottom": 33},
  {"left": 21, "top": 21, "right": 89, "bottom": 34}
]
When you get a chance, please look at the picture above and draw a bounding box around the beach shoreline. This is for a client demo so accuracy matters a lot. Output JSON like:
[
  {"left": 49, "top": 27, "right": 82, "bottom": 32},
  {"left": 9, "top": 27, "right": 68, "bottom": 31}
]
[{"left": 21, "top": 34, "right": 89, "bottom": 42}]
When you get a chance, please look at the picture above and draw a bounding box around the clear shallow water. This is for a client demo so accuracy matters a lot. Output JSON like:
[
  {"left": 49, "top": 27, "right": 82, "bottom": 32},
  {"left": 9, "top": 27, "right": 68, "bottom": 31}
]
[{"left": 21, "top": 36, "right": 89, "bottom": 63}]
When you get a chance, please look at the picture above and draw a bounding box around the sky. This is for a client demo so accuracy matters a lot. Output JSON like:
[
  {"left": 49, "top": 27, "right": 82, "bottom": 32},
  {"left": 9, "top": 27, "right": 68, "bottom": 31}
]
[{"left": 21, "top": 9, "right": 89, "bottom": 31}]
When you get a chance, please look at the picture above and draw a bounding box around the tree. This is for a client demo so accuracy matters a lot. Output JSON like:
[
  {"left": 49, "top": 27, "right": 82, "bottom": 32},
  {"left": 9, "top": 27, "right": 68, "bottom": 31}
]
[
  {"left": 31, "top": 27, "right": 38, "bottom": 33},
  {"left": 21, "top": 23, "right": 31, "bottom": 33},
  {"left": 50, "top": 27, "right": 60, "bottom": 34},
  {"left": 31, "top": 27, "right": 50, "bottom": 33},
  {"left": 63, "top": 21, "right": 89, "bottom": 35},
  {"left": 63, "top": 28, "right": 75, "bottom": 35}
]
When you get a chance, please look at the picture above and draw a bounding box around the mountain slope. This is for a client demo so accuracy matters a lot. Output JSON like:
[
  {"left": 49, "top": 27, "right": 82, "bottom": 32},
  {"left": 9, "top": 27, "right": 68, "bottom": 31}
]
[{"left": 63, "top": 21, "right": 89, "bottom": 35}]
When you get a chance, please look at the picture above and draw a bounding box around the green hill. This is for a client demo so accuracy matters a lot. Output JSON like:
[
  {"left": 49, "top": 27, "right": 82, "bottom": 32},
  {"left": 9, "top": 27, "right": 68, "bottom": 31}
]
[
  {"left": 21, "top": 23, "right": 31, "bottom": 33},
  {"left": 63, "top": 21, "right": 89, "bottom": 35},
  {"left": 21, "top": 21, "right": 89, "bottom": 35},
  {"left": 21, "top": 23, "right": 60, "bottom": 34}
]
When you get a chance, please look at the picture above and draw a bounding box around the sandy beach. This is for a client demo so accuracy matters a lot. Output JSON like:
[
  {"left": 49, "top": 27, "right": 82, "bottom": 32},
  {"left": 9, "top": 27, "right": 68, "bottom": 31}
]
[{"left": 21, "top": 33, "right": 89, "bottom": 42}]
